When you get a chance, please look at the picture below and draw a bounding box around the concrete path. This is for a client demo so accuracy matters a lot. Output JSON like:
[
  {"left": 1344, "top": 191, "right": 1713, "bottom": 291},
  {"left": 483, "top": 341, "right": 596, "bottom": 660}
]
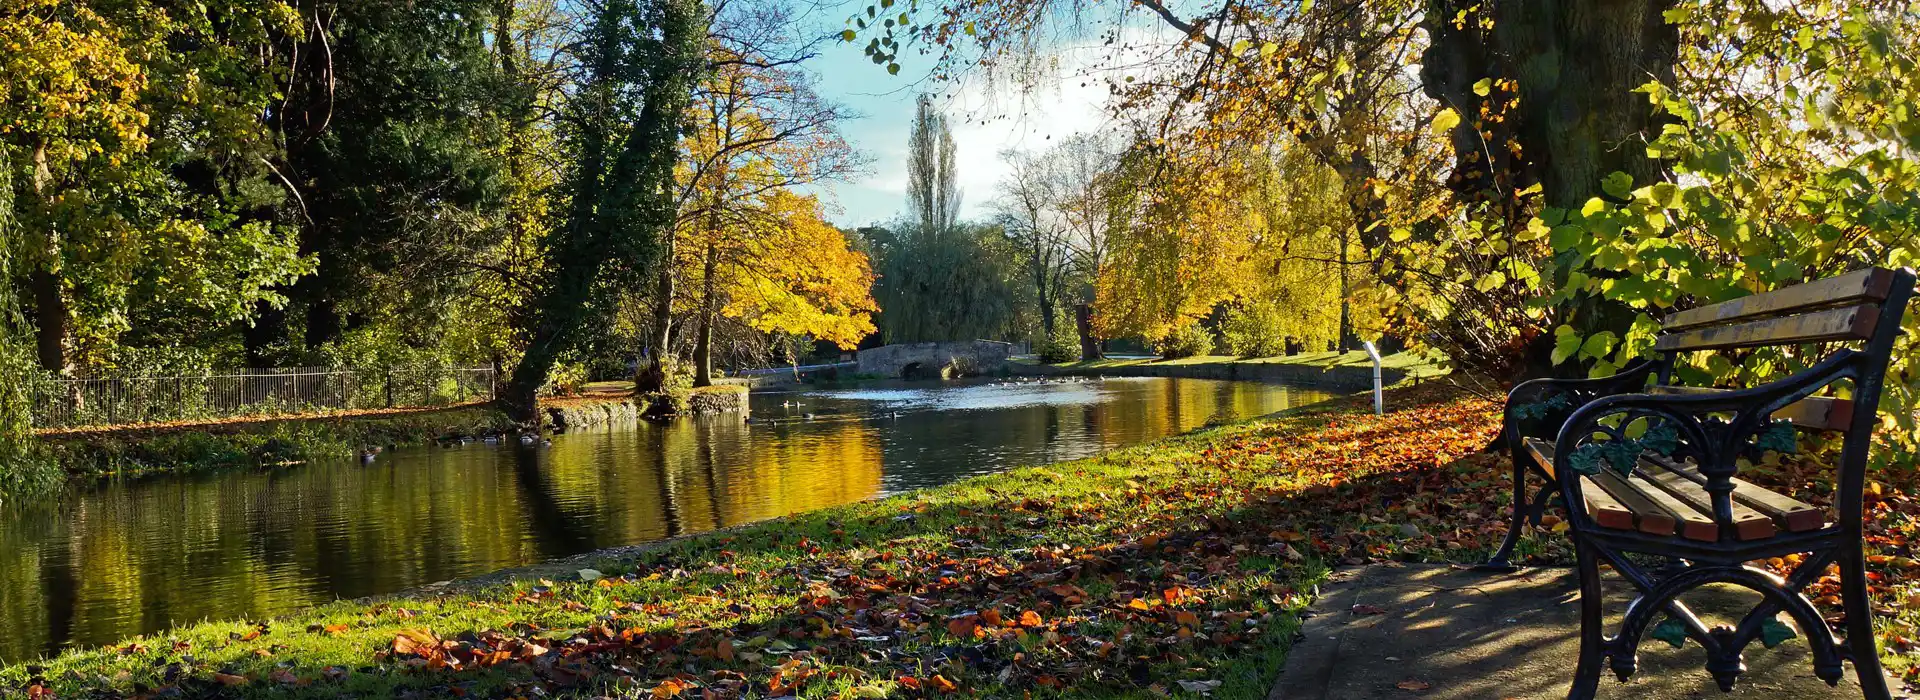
[{"left": 1270, "top": 564, "right": 1906, "bottom": 700}]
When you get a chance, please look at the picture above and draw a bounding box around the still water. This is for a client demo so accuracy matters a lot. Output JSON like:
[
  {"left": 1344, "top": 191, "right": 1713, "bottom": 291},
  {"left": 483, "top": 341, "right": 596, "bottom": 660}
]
[{"left": 0, "top": 376, "right": 1335, "bottom": 663}]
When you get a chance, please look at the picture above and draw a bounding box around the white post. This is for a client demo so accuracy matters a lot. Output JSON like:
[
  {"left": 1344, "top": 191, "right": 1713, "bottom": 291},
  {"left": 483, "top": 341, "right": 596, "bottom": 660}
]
[{"left": 1362, "top": 341, "right": 1384, "bottom": 415}]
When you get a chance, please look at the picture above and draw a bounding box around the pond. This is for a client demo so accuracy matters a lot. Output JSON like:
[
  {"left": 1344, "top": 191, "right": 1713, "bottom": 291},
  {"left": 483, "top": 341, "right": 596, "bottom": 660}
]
[{"left": 0, "top": 376, "right": 1338, "bottom": 663}]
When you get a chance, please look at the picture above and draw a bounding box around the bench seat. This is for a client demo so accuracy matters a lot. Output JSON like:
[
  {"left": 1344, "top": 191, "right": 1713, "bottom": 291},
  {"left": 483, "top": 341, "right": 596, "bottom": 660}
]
[{"left": 1520, "top": 437, "right": 1825, "bottom": 542}]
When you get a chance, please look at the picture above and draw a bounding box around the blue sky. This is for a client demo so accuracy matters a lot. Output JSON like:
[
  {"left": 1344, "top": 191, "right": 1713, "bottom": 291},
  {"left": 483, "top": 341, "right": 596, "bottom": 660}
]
[{"left": 793, "top": 6, "right": 1118, "bottom": 228}]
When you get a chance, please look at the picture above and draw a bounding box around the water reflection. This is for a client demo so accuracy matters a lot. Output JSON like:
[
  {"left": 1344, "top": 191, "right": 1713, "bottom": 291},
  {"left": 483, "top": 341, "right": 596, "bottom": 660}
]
[{"left": 0, "top": 376, "right": 1333, "bottom": 662}]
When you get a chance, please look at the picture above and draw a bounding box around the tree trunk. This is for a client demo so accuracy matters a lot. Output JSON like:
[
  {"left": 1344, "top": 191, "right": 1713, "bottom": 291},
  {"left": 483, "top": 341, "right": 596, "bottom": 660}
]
[
  {"left": 692, "top": 240, "right": 718, "bottom": 387},
  {"left": 1337, "top": 226, "right": 1351, "bottom": 354},
  {"left": 1420, "top": 0, "right": 1678, "bottom": 379},
  {"left": 637, "top": 228, "right": 677, "bottom": 392},
  {"left": 1421, "top": 0, "right": 1676, "bottom": 214},
  {"left": 1075, "top": 303, "right": 1102, "bottom": 361},
  {"left": 30, "top": 268, "right": 65, "bottom": 374}
]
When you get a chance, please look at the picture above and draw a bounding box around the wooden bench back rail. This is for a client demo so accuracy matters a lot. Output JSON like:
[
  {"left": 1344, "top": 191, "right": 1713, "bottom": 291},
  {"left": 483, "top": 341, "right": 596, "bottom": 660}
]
[
  {"left": 1653, "top": 268, "right": 1897, "bottom": 353},
  {"left": 1645, "top": 385, "right": 1855, "bottom": 433},
  {"left": 1661, "top": 267, "right": 1898, "bottom": 332}
]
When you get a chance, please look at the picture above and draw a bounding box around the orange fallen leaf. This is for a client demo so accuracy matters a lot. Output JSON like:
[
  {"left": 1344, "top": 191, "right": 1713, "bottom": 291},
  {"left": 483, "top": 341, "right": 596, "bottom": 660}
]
[
  {"left": 652, "top": 678, "right": 691, "bottom": 698},
  {"left": 1019, "top": 610, "right": 1043, "bottom": 627},
  {"left": 1397, "top": 679, "right": 1431, "bottom": 691}
]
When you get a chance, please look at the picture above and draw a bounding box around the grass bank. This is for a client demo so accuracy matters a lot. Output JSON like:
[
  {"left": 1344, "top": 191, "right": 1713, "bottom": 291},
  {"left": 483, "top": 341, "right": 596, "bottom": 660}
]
[
  {"left": 8, "top": 379, "right": 1917, "bottom": 698},
  {"left": 1075, "top": 349, "right": 1444, "bottom": 374},
  {"left": 41, "top": 404, "right": 525, "bottom": 478},
  {"left": 1017, "top": 350, "right": 1450, "bottom": 387}
]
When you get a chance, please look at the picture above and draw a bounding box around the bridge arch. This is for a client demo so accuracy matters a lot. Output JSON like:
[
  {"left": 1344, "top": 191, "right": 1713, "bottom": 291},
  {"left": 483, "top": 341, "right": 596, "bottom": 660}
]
[{"left": 856, "top": 341, "right": 1013, "bottom": 380}]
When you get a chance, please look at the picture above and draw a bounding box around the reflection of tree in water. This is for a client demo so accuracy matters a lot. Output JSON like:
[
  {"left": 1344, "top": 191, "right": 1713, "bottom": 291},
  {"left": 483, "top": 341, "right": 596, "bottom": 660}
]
[{"left": 510, "top": 445, "right": 599, "bottom": 558}]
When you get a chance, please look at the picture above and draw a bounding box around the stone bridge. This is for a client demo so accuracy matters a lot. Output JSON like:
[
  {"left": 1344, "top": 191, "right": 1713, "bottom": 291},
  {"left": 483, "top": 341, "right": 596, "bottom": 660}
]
[{"left": 856, "top": 341, "right": 1014, "bottom": 380}]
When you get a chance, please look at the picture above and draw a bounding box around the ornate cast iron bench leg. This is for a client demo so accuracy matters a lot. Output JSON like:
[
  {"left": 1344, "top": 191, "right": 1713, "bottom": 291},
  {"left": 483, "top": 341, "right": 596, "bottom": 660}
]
[
  {"left": 1568, "top": 539, "right": 1607, "bottom": 700},
  {"left": 1478, "top": 444, "right": 1533, "bottom": 572},
  {"left": 1842, "top": 546, "right": 1894, "bottom": 699}
]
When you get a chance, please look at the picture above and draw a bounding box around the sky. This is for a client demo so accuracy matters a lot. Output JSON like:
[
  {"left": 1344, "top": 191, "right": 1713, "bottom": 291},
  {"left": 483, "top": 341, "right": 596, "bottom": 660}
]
[{"left": 793, "top": 10, "right": 1120, "bottom": 229}]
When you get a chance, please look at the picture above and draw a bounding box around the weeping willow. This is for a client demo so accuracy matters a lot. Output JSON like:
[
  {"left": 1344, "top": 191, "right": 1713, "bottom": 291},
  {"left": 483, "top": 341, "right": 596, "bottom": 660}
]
[{"left": 0, "top": 147, "right": 56, "bottom": 496}]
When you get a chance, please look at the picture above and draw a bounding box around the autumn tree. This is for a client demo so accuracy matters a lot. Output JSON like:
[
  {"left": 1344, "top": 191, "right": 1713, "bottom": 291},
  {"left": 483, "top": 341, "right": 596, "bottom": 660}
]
[
  {"left": 667, "top": 32, "right": 870, "bottom": 385},
  {"left": 1, "top": 0, "right": 311, "bottom": 374},
  {"left": 682, "top": 191, "right": 876, "bottom": 384}
]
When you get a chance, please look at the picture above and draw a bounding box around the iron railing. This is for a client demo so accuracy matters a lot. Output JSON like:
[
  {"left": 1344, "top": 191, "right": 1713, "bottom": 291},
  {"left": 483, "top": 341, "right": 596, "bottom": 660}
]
[{"left": 31, "top": 366, "right": 497, "bottom": 430}]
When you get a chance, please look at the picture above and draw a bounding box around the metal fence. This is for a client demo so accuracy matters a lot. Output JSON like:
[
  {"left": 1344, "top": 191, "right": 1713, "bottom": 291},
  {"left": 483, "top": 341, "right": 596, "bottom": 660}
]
[{"left": 31, "top": 366, "right": 497, "bottom": 430}]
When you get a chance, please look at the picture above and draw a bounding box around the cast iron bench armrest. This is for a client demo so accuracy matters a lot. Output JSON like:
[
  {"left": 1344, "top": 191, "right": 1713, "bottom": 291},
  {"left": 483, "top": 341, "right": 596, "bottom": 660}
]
[{"left": 1502, "top": 360, "right": 1659, "bottom": 452}]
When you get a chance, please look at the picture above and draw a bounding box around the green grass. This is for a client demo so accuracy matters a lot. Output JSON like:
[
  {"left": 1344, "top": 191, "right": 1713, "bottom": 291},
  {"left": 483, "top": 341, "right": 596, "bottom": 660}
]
[
  {"left": 43, "top": 405, "right": 522, "bottom": 478},
  {"left": 1, "top": 384, "right": 1495, "bottom": 699},
  {"left": 1026, "top": 350, "right": 1449, "bottom": 381}
]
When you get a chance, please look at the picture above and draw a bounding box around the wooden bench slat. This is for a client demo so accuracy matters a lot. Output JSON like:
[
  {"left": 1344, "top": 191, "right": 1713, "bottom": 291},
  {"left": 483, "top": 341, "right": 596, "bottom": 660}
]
[
  {"left": 1592, "top": 469, "right": 1719, "bottom": 541},
  {"left": 1646, "top": 455, "right": 1826, "bottom": 532},
  {"left": 1663, "top": 268, "right": 1896, "bottom": 331},
  {"left": 1519, "top": 438, "right": 1826, "bottom": 540},
  {"left": 1654, "top": 303, "right": 1880, "bottom": 352},
  {"left": 1520, "top": 438, "right": 1633, "bottom": 529},
  {"left": 1521, "top": 436, "right": 1556, "bottom": 479},
  {"left": 1635, "top": 457, "right": 1775, "bottom": 540},
  {"left": 1646, "top": 385, "right": 1856, "bottom": 432}
]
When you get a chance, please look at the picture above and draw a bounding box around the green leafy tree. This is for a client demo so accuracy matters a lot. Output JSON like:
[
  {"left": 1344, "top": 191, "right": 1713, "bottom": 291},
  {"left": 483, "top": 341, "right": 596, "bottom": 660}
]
[
  {"left": 249, "top": 0, "right": 514, "bottom": 367},
  {"left": 870, "top": 98, "right": 1023, "bottom": 343},
  {"left": 1540, "top": 3, "right": 1920, "bottom": 467}
]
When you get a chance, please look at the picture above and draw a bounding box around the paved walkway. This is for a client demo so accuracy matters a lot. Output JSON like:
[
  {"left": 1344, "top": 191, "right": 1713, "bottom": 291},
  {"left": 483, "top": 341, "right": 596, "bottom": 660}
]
[{"left": 1270, "top": 564, "right": 1906, "bottom": 699}]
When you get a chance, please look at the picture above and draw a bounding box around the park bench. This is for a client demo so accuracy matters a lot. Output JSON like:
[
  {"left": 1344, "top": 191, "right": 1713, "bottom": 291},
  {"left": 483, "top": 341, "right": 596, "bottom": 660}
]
[{"left": 1487, "top": 266, "right": 1915, "bottom": 700}]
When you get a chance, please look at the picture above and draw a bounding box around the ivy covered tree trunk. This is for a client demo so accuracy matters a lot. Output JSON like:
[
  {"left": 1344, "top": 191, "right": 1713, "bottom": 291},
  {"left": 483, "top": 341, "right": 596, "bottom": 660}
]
[
  {"left": 1420, "top": 0, "right": 1678, "bottom": 377},
  {"left": 501, "top": 0, "right": 706, "bottom": 423},
  {"left": 692, "top": 239, "right": 718, "bottom": 388},
  {"left": 637, "top": 231, "right": 677, "bottom": 394}
]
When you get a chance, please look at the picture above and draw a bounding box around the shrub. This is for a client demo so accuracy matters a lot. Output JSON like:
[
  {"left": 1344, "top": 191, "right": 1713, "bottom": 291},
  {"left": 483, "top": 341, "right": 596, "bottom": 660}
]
[
  {"left": 1037, "top": 323, "right": 1080, "bottom": 364},
  {"left": 1155, "top": 322, "right": 1215, "bottom": 359},
  {"left": 1220, "top": 303, "right": 1290, "bottom": 357}
]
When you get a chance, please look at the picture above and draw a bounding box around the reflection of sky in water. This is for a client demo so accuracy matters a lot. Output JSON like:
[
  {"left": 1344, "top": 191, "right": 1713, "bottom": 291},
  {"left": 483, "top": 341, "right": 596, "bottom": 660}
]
[
  {"left": 808, "top": 378, "right": 1109, "bottom": 412},
  {"left": 0, "top": 376, "right": 1338, "bottom": 664}
]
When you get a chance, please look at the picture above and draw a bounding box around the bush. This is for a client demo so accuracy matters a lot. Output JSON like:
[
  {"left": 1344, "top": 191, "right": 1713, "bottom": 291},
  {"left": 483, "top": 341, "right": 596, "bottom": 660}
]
[
  {"left": 1037, "top": 323, "right": 1080, "bottom": 364},
  {"left": 636, "top": 355, "right": 695, "bottom": 416},
  {"left": 1154, "top": 322, "right": 1215, "bottom": 359},
  {"left": 1220, "top": 303, "right": 1290, "bottom": 357},
  {"left": 544, "top": 362, "right": 589, "bottom": 397}
]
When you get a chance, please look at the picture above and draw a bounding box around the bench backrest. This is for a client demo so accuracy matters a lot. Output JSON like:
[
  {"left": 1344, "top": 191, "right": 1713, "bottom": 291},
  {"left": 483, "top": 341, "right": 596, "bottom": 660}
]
[
  {"left": 1656, "top": 268, "right": 1900, "bottom": 351},
  {"left": 1648, "top": 266, "right": 1915, "bottom": 435}
]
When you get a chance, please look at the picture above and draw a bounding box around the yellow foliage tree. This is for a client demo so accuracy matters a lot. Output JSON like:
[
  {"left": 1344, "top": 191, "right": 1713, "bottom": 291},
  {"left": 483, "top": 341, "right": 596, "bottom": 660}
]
[
  {"left": 668, "top": 43, "right": 870, "bottom": 385},
  {"left": 1094, "top": 140, "right": 1387, "bottom": 357}
]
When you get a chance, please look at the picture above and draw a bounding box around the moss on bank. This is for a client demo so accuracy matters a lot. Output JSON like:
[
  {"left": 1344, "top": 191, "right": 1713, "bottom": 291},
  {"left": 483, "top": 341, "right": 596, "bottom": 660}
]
[{"left": 43, "top": 405, "right": 523, "bottom": 478}]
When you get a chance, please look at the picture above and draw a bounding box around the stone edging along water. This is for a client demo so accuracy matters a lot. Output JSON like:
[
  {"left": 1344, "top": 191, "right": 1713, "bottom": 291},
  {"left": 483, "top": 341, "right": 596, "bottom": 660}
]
[{"left": 1007, "top": 358, "right": 1404, "bottom": 393}]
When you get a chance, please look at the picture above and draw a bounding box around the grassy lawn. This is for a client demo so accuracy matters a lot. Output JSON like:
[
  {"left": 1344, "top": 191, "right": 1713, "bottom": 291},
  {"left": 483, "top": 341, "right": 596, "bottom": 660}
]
[
  {"left": 1032, "top": 350, "right": 1450, "bottom": 381},
  {"left": 7, "top": 380, "right": 1918, "bottom": 698}
]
